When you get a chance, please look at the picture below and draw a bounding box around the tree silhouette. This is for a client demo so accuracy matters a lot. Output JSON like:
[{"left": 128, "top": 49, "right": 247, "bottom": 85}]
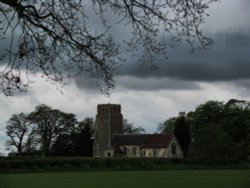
[
  {"left": 173, "top": 113, "right": 191, "bottom": 157},
  {"left": 51, "top": 118, "right": 94, "bottom": 156},
  {"left": 123, "top": 119, "right": 145, "bottom": 134},
  {"left": 0, "top": 0, "right": 218, "bottom": 95},
  {"left": 28, "top": 104, "right": 77, "bottom": 157},
  {"left": 5, "top": 113, "right": 29, "bottom": 155}
]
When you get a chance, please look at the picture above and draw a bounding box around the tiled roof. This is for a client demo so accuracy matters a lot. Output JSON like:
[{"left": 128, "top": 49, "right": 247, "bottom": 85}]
[
  {"left": 142, "top": 134, "right": 174, "bottom": 148},
  {"left": 112, "top": 133, "right": 174, "bottom": 149},
  {"left": 112, "top": 134, "right": 151, "bottom": 146}
]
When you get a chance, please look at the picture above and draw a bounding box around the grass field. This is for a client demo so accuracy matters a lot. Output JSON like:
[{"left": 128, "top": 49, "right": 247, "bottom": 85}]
[{"left": 0, "top": 170, "right": 249, "bottom": 188}]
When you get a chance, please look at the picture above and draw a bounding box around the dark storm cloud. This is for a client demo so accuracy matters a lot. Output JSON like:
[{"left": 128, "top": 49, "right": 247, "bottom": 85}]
[
  {"left": 74, "top": 74, "right": 100, "bottom": 91},
  {"left": 119, "top": 33, "right": 250, "bottom": 82},
  {"left": 1, "top": 0, "right": 249, "bottom": 92},
  {"left": 74, "top": 32, "right": 250, "bottom": 91}
]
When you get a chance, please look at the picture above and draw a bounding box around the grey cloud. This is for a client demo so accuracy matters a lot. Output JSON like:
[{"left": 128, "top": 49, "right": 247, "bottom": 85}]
[
  {"left": 212, "top": 79, "right": 250, "bottom": 98},
  {"left": 74, "top": 75, "right": 98, "bottom": 91},
  {"left": 73, "top": 32, "right": 250, "bottom": 92},
  {"left": 1, "top": 1, "right": 250, "bottom": 93},
  {"left": 73, "top": 73, "right": 109, "bottom": 94},
  {"left": 229, "top": 79, "right": 250, "bottom": 97},
  {"left": 116, "top": 76, "right": 200, "bottom": 91},
  {"left": 119, "top": 33, "right": 250, "bottom": 82},
  {"left": 234, "top": 79, "right": 250, "bottom": 89}
]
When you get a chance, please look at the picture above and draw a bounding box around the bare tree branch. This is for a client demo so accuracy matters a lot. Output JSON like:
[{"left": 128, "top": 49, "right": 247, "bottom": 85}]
[
  {"left": 5, "top": 113, "right": 29, "bottom": 155},
  {"left": 0, "top": 0, "right": 218, "bottom": 96}
]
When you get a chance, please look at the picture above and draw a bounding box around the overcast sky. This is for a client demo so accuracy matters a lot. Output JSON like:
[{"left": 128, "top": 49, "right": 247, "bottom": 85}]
[{"left": 0, "top": 0, "right": 250, "bottom": 155}]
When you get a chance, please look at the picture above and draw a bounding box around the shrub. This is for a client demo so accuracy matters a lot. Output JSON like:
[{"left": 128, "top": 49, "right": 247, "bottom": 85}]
[{"left": 0, "top": 157, "right": 249, "bottom": 173}]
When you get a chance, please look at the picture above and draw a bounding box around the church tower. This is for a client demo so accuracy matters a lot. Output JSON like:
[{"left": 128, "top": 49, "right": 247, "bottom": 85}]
[{"left": 93, "top": 104, "right": 123, "bottom": 157}]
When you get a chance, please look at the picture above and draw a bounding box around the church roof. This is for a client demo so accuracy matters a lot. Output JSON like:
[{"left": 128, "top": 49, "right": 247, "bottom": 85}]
[
  {"left": 112, "top": 134, "right": 151, "bottom": 146},
  {"left": 112, "top": 133, "right": 174, "bottom": 148},
  {"left": 142, "top": 134, "right": 174, "bottom": 148}
]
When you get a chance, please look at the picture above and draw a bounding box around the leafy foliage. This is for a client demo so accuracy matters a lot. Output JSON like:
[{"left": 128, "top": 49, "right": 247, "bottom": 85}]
[
  {"left": 0, "top": 157, "right": 248, "bottom": 174},
  {"left": 51, "top": 118, "right": 94, "bottom": 156},
  {"left": 160, "top": 99, "right": 250, "bottom": 161},
  {"left": 189, "top": 100, "right": 250, "bottom": 161},
  {"left": 159, "top": 113, "right": 191, "bottom": 157},
  {"left": 190, "top": 123, "right": 235, "bottom": 162},
  {"left": 158, "top": 117, "right": 177, "bottom": 134},
  {"left": 173, "top": 113, "right": 191, "bottom": 157}
]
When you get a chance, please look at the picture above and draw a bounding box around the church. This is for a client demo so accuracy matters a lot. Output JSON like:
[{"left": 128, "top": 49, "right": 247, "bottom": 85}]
[{"left": 93, "top": 104, "right": 183, "bottom": 158}]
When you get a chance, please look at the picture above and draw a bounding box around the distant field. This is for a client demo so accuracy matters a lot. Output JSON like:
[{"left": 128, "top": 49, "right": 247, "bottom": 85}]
[{"left": 0, "top": 170, "right": 249, "bottom": 188}]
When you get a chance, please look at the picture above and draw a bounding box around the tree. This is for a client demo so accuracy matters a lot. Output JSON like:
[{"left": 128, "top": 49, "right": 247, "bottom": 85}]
[
  {"left": 76, "top": 118, "right": 94, "bottom": 156},
  {"left": 158, "top": 117, "right": 177, "bottom": 134},
  {"left": 0, "top": 0, "right": 218, "bottom": 96},
  {"left": 51, "top": 117, "right": 94, "bottom": 156},
  {"left": 188, "top": 99, "right": 250, "bottom": 161},
  {"left": 5, "top": 113, "right": 29, "bottom": 155},
  {"left": 190, "top": 123, "right": 235, "bottom": 162},
  {"left": 187, "top": 100, "right": 225, "bottom": 138},
  {"left": 221, "top": 100, "right": 250, "bottom": 159},
  {"left": 123, "top": 119, "right": 145, "bottom": 134},
  {"left": 51, "top": 133, "right": 78, "bottom": 156},
  {"left": 223, "top": 100, "right": 250, "bottom": 143},
  {"left": 24, "top": 128, "right": 39, "bottom": 155},
  {"left": 173, "top": 113, "right": 191, "bottom": 157},
  {"left": 28, "top": 104, "right": 77, "bottom": 156},
  {"left": 159, "top": 113, "right": 191, "bottom": 157}
]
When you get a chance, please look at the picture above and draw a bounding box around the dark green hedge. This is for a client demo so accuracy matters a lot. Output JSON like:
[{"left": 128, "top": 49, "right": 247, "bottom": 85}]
[{"left": 0, "top": 157, "right": 249, "bottom": 173}]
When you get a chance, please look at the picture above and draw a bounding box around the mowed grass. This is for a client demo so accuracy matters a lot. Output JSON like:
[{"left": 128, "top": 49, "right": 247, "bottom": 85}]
[{"left": 0, "top": 170, "right": 249, "bottom": 188}]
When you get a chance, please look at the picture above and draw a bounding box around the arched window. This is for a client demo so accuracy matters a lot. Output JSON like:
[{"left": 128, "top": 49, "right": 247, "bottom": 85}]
[{"left": 171, "top": 143, "right": 176, "bottom": 155}]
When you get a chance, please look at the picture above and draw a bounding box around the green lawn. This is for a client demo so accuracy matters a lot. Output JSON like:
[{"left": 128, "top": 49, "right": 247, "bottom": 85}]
[{"left": 0, "top": 170, "right": 249, "bottom": 188}]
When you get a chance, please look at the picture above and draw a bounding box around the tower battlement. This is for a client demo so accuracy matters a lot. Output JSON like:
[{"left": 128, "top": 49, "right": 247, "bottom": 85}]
[{"left": 97, "top": 104, "right": 121, "bottom": 116}]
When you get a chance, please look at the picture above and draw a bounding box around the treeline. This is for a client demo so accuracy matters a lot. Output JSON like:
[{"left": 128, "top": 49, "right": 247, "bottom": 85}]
[
  {"left": 5, "top": 104, "right": 144, "bottom": 157},
  {"left": 158, "top": 99, "right": 250, "bottom": 162},
  {"left": 5, "top": 104, "right": 94, "bottom": 157},
  {"left": 4, "top": 99, "right": 250, "bottom": 162}
]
